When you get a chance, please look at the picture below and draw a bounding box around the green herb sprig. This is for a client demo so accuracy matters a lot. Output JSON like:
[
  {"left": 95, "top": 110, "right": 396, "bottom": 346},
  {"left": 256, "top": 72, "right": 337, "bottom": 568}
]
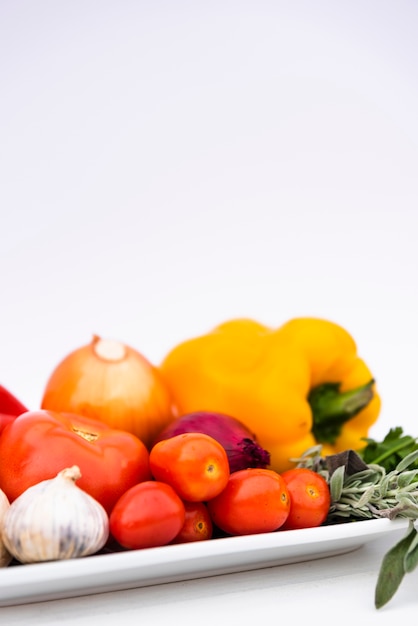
[
  {"left": 359, "top": 427, "right": 418, "bottom": 472},
  {"left": 292, "top": 437, "right": 418, "bottom": 609},
  {"left": 374, "top": 521, "right": 418, "bottom": 609},
  {"left": 293, "top": 445, "right": 418, "bottom": 523}
]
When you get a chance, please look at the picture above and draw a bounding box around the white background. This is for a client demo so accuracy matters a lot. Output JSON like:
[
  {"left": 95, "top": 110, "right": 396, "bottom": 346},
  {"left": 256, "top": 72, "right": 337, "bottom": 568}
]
[{"left": 1, "top": 0, "right": 417, "bottom": 442}]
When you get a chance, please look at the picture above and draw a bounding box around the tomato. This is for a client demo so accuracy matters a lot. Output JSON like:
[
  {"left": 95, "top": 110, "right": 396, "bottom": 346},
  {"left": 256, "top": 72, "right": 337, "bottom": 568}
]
[
  {"left": 0, "top": 384, "right": 28, "bottom": 417},
  {"left": 280, "top": 468, "right": 331, "bottom": 530},
  {"left": 207, "top": 468, "right": 290, "bottom": 535},
  {"left": 0, "top": 410, "right": 151, "bottom": 514},
  {"left": 171, "top": 501, "right": 213, "bottom": 543},
  {"left": 0, "top": 385, "right": 28, "bottom": 436},
  {"left": 109, "top": 481, "right": 186, "bottom": 549},
  {"left": 149, "top": 432, "right": 230, "bottom": 502},
  {"left": 0, "top": 413, "right": 16, "bottom": 436}
]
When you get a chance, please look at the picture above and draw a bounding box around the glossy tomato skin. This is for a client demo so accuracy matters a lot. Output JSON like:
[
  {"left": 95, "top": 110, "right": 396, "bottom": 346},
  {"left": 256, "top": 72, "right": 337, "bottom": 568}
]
[
  {"left": 0, "top": 385, "right": 28, "bottom": 436},
  {"left": 207, "top": 468, "right": 290, "bottom": 536},
  {"left": 149, "top": 432, "right": 230, "bottom": 501},
  {"left": 280, "top": 468, "right": 331, "bottom": 530},
  {"left": 0, "top": 413, "right": 16, "bottom": 436},
  {"left": 0, "top": 410, "right": 151, "bottom": 514},
  {"left": 0, "top": 384, "right": 28, "bottom": 417},
  {"left": 109, "top": 481, "right": 186, "bottom": 549},
  {"left": 171, "top": 501, "right": 213, "bottom": 543}
]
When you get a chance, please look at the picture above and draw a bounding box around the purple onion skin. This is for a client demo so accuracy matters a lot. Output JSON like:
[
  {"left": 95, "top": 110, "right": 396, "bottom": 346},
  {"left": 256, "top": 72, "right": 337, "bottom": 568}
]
[{"left": 153, "top": 411, "right": 271, "bottom": 473}]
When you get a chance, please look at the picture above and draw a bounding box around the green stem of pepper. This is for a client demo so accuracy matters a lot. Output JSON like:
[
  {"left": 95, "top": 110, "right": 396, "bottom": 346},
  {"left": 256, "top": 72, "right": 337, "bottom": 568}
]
[{"left": 309, "top": 379, "right": 375, "bottom": 445}]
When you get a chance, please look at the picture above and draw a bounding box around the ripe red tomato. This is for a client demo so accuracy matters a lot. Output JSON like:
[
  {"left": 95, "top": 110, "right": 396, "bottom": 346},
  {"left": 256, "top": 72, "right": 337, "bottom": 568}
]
[
  {"left": 109, "top": 481, "right": 186, "bottom": 549},
  {"left": 149, "top": 432, "right": 230, "bottom": 501},
  {"left": 280, "top": 468, "right": 331, "bottom": 530},
  {"left": 207, "top": 468, "right": 290, "bottom": 535},
  {"left": 0, "top": 413, "right": 16, "bottom": 436},
  {"left": 0, "top": 384, "right": 28, "bottom": 417},
  {"left": 0, "top": 410, "right": 151, "bottom": 514},
  {"left": 171, "top": 501, "right": 213, "bottom": 544},
  {"left": 0, "top": 384, "right": 28, "bottom": 436}
]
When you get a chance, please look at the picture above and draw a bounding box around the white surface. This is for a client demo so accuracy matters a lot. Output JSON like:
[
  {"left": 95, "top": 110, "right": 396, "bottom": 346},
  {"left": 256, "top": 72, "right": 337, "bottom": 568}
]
[
  {"left": 0, "top": 518, "right": 408, "bottom": 607},
  {"left": 1, "top": 1, "right": 418, "bottom": 443},
  {"left": 0, "top": 523, "right": 416, "bottom": 625},
  {"left": 1, "top": 0, "right": 418, "bottom": 621}
]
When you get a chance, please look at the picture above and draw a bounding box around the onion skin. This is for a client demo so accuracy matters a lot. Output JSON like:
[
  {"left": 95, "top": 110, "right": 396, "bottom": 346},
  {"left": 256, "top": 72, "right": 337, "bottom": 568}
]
[
  {"left": 41, "top": 335, "right": 177, "bottom": 448},
  {"left": 153, "top": 411, "right": 271, "bottom": 473}
]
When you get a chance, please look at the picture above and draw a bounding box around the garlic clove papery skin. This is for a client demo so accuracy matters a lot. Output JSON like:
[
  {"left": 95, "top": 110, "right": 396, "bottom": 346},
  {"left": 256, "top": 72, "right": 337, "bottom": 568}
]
[
  {"left": 1, "top": 466, "right": 110, "bottom": 564},
  {"left": 0, "top": 488, "right": 13, "bottom": 567}
]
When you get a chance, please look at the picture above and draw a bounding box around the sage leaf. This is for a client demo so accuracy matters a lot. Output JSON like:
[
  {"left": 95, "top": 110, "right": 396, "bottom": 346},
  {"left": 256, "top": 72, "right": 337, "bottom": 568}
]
[
  {"left": 404, "top": 530, "right": 418, "bottom": 573},
  {"left": 355, "top": 484, "right": 377, "bottom": 508},
  {"left": 396, "top": 450, "right": 418, "bottom": 473},
  {"left": 397, "top": 469, "right": 418, "bottom": 488},
  {"left": 375, "top": 522, "right": 417, "bottom": 609},
  {"left": 329, "top": 465, "right": 345, "bottom": 501}
]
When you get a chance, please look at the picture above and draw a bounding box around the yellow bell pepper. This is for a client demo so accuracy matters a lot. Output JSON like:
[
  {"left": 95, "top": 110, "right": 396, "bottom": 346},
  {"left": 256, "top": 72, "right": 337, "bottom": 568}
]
[{"left": 160, "top": 317, "right": 381, "bottom": 473}]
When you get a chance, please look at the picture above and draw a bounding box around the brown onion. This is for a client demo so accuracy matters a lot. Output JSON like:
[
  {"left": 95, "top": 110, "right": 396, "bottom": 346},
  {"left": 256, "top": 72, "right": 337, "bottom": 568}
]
[
  {"left": 41, "top": 335, "right": 177, "bottom": 448},
  {"left": 153, "top": 411, "right": 271, "bottom": 473}
]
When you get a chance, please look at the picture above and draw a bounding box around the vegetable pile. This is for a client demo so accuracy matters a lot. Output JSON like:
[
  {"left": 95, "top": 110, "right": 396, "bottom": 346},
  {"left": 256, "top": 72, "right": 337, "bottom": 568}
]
[{"left": 0, "top": 316, "right": 417, "bottom": 610}]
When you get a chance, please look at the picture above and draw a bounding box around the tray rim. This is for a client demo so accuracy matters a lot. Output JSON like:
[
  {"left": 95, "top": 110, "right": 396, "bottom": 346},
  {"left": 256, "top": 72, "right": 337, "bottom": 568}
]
[{"left": 0, "top": 517, "right": 411, "bottom": 607}]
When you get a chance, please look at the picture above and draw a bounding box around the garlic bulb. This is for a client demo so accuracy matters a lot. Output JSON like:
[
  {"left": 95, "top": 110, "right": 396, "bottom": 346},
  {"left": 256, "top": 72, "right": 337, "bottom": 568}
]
[
  {"left": 0, "top": 488, "right": 12, "bottom": 567},
  {"left": 2, "top": 466, "right": 109, "bottom": 563}
]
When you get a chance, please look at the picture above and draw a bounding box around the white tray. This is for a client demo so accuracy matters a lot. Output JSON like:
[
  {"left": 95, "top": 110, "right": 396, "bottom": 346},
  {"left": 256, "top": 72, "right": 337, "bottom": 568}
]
[{"left": 0, "top": 517, "right": 409, "bottom": 606}]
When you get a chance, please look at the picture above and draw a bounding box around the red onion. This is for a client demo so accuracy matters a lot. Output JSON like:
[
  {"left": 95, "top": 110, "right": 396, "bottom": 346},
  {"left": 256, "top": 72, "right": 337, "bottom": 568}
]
[{"left": 153, "top": 411, "right": 271, "bottom": 473}]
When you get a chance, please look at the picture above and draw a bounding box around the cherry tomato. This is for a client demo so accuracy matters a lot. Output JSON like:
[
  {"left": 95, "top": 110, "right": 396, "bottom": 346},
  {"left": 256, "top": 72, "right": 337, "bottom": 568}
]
[
  {"left": 0, "top": 410, "right": 151, "bottom": 515},
  {"left": 149, "top": 432, "right": 230, "bottom": 501},
  {"left": 280, "top": 468, "right": 331, "bottom": 530},
  {"left": 109, "top": 481, "right": 186, "bottom": 550},
  {"left": 207, "top": 468, "right": 290, "bottom": 535},
  {"left": 171, "top": 501, "right": 213, "bottom": 544}
]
